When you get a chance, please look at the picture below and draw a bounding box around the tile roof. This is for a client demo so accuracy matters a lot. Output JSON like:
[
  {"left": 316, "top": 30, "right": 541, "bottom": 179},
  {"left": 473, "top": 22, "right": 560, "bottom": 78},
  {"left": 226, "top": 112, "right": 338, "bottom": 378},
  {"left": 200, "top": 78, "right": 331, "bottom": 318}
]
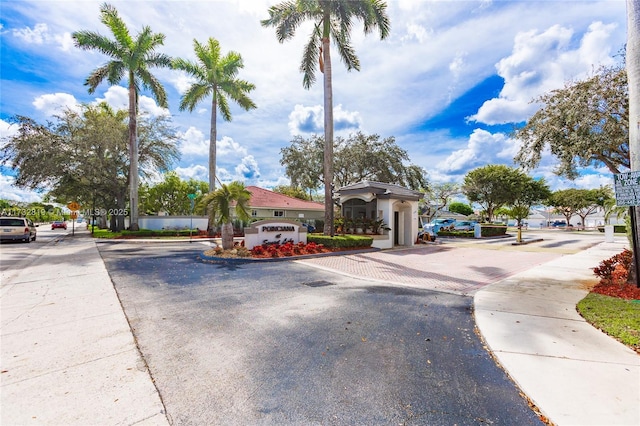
[
  {"left": 336, "top": 180, "right": 423, "bottom": 200},
  {"left": 246, "top": 186, "right": 325, "bottom": 211}
]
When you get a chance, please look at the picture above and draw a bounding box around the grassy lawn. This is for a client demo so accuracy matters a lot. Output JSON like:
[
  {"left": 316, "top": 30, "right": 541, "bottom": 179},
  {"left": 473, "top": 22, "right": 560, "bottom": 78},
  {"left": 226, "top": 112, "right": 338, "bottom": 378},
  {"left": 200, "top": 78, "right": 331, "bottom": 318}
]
[{"left": 577, "top": 293, "right": 640, "bottom": 353}]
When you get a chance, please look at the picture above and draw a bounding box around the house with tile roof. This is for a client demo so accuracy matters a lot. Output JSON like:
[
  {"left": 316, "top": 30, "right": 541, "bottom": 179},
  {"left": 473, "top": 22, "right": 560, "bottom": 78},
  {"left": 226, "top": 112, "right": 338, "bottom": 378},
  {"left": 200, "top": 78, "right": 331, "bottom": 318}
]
[{"left": 244, "top": 186, "right": 325, "bottom": 224}]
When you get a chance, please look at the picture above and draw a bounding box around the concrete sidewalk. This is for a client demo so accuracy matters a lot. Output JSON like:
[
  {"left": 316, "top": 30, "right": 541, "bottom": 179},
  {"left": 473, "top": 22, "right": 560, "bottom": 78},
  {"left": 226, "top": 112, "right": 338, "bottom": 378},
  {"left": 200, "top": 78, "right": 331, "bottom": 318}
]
[
  {"left": 475, "top": 240, "right": 640, "bottom": 426},
  {"left": 1, "top": 231, "right": 168, "bottom": 425}
]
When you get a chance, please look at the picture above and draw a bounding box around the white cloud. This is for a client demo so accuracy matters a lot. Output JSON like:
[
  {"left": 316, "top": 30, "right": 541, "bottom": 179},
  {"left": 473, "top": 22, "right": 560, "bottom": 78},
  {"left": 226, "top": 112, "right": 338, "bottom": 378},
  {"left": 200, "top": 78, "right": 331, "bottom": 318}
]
[
  {"left": 179, "top": 126, "right": 208, "bottom": 157},
  {"left": 402, "top": 23, "right": 431, "bottom": 44},
  {"left": 0, "top": 119, "right": 19, "bottom": 141},
  {"left": 0, "top": 174, "right": 43, "bottom": 202},
  {"left": 218, "top": 136, "right": 248, "bottom": 157},
  {"left": 94, "top": 86, "right": 169, "bottom": 117},
  {"left": 235, "top": 155, "right": 260, "bottom": 180},
  {"left": 470, "top": 21, "right": 618, "bottom": 125},
  {"left": 437, "top": 129, "right": 515, "bottom": 174},
  {"left": 12, "top": 23, "right": 74, "bottom": 51},
  {"left": 175, "top": 164, "right": 208, "bottom": 182},
  {"left": 170, "top": 72, "right": 197, "bottom": 95},
  {"left": 288, "top": 104, "right": 362, "bottom": 135},
  {"left": 288, "top": 104, "right": 323, "bottom": 135},
  {"left": 32, "top": 93, "right": 81, "bottom": 116},
  {"left": 13, "top": 23, "right": 49, "bottom": 44}
]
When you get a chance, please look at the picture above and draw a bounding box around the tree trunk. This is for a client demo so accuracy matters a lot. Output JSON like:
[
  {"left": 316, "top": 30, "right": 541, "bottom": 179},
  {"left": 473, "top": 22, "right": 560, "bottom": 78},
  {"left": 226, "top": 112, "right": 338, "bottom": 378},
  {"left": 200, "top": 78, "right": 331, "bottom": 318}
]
[
  {"left": 207, "top": 96, "right": 218, "bottom": 236},
  {"left": 322, "top": 33, "right": 334, "bottom": 236},
  {"left": 627, "top": 0, "right": 640, "bottom": 286},
  {"left": 128, "top": 76, "right": 140, "bottom": 231},
  {"left": 221, "top": 221, "right": 234, "bottom": 250},
  {"left": 210, "top": 94, "right": 217, "bottom": 192}
]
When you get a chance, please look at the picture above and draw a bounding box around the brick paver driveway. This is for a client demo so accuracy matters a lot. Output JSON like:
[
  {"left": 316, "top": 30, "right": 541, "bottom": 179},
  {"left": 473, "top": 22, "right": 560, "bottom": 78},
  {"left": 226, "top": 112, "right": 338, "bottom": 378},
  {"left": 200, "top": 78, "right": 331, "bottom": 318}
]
[{"left": 297, "top": 231, "right": 603, "bottom": 295}]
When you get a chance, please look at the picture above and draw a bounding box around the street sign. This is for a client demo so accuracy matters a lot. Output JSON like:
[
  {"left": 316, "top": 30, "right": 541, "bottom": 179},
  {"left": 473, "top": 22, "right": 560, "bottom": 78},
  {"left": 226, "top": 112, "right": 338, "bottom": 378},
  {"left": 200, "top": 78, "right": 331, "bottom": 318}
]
[
  {"left": 614, "top": 171, "right": 640, "bottom": 206},
  {"left": 187, "top": 193, "right": 196, "bottom": 200},
  {"left": 70, "top": 212, "right": 78, "bottom": 219},
  {"left": 67, "top": 201, "right": 81, "bottom": 211}
]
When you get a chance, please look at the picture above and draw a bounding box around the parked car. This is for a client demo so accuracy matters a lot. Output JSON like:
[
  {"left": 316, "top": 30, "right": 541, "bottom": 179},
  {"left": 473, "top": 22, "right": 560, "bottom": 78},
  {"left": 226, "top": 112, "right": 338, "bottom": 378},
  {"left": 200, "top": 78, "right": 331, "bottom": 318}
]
[
  {"left": 422, "top": 218, "right": 456, "bottom": 236},
  {"left": 51, "top": 221, "right": 67, "bottom": 230},
  {"left": 0, "top": 217, "right": 37, "bottom": 243},
  {"left": 452, "top": 220, "right": 477, "bottom": 231},
  {"left": 302, "top": 223, "right": 316, "bottom": 233}
]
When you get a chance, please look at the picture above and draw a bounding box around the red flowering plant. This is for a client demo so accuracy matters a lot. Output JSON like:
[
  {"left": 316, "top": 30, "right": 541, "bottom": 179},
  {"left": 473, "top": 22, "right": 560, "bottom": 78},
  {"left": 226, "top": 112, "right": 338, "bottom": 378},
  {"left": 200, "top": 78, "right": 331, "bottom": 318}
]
[
  {"left": 244, "top": 241, "right": 329, "bottom": 258},
  {"left": 592, "top": 249, "right": 640, "bottom": 299}
]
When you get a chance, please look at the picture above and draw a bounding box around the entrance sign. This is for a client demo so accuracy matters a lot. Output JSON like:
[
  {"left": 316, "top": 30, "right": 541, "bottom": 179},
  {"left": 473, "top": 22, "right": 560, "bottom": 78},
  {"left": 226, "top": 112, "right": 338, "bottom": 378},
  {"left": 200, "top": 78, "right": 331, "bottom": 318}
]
[
  {"left": 243, "top": 219, "right": 307, "bottom": 249},
  {"left": 614, "top": 172, "right": 640, "bottom": 206}
]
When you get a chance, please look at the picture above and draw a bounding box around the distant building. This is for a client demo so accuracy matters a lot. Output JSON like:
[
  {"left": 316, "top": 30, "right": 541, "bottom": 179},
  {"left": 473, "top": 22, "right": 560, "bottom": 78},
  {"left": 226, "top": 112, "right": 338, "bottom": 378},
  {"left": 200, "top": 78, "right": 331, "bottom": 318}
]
[{"left": 244, "top": 186, "right": 325, "bottom": 222}]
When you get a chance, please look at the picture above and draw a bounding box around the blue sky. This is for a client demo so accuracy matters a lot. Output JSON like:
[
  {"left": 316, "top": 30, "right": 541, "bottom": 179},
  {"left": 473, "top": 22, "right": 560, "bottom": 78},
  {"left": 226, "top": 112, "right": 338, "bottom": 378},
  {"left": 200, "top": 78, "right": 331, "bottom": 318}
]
[{"left": 0, "top": 0, "right": 629, "bottom": 202}]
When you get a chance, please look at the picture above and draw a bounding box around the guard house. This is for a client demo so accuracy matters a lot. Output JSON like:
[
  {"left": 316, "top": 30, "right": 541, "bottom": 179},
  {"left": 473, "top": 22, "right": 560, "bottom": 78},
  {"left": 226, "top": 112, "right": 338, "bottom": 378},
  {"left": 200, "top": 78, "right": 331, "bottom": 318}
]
[{"left": 335, "top": 181, "right": 423, "bottom": 249}]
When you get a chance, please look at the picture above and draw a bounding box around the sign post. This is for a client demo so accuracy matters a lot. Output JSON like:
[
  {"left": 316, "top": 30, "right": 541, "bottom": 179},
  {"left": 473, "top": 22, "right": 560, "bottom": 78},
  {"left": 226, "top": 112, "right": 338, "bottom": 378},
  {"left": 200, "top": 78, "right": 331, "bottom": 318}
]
[
  {"left": 67, "top": 202, "right": 81, "bottom": 237},
  {"left": 613, "top": 172, "right": 640, "bottom": 287}
]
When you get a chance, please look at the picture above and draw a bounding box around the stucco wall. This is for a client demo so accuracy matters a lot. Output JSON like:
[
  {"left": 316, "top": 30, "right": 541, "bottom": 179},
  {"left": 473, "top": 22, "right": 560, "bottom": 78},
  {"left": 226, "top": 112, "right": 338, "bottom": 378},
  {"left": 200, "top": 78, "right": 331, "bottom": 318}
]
[{"left": 138, "top": 216, "right": 209, "bottom": 231}]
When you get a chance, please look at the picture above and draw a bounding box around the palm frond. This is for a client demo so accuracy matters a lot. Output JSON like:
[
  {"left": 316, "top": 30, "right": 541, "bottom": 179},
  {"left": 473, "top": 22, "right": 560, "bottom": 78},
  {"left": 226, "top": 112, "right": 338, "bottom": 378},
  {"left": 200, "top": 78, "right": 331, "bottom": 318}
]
[
  {"left": 99, "top": 3, "right": 133, "bottom": 50},
  {"left": 261, "top": 1, "right": 306, "bottom": 43},
  {"left": 138, "top": 69, "right": 168, "bottom": 108},
  {"left": 331, "top": 22, "right": 359, "bottom": 71},
  {"left": 179, "top": 83, "right": 211, "bottom": 112},
  {"left": 300, "top": 31, "right": 321, "bottom": 89},
  {"left": 217, "top": 94, "right": 232, "bottom": 122}
]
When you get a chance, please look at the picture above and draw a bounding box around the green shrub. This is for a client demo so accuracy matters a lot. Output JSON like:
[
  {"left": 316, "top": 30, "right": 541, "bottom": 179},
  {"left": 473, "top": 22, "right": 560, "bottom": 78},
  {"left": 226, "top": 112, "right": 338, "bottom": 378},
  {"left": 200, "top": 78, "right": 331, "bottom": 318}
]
[
  {"left": 480, "top": 225, "right": 507, "bottom": 237},
  {"left": 597, "top": 225, "right": 627, "bottom": 233},
  {"left": 308, "top": 234, "right": 373, "bottom": 248},
  {"left": 437, "top": 230, "right": 473, "bottom": 237}
]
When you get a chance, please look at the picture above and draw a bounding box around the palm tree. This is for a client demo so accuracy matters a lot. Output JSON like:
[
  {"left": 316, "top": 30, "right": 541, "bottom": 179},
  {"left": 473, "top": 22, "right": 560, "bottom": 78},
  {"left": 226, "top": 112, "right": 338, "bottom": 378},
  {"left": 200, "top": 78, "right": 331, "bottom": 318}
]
[
  {"left": 72, "top": 3, "right": 172, "bottom": 231},
  {"left": 200, "top": 181, "right": 251, "bottom": 250},
  {"left": 262, "top": 0, "right": 390, "bottom": 236},
  {"left": 173, "top": 37, "right": 256, "bottom": 192}
]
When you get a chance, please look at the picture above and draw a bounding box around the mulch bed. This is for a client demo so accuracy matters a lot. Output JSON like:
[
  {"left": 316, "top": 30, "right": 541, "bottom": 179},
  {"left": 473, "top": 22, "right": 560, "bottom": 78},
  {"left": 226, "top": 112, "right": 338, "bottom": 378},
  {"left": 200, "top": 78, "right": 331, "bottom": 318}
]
[{"left": 590, "top": 282, "right": 640, "bottom": 300}]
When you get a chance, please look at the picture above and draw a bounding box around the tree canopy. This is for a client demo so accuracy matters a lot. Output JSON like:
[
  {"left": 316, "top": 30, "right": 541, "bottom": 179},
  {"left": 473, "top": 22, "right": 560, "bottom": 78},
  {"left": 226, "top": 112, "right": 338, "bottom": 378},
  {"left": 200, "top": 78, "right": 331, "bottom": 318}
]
[
  {"left": 448, "top": 202, "right": 474, "bottom": 216},
  {"left": 140, "top": 172, "right": 208, "bottom": 216},
  {"left": 280, "top": 132, "right": 428, "bottom": 193},
  {"left": 462, "top": 165, "right": 532, "bottom": 222},
  {"left": 548, "top": 187, "right": 612, "bottom": 228},
  {"left": 420, "top": 182, "right": 461, "bottom": 222},
  {"left": 514, "top": 65, "right": 628, "bottom": 179},
  {"left": 1, "top": 104, "right": 179, "bottom": 231}
]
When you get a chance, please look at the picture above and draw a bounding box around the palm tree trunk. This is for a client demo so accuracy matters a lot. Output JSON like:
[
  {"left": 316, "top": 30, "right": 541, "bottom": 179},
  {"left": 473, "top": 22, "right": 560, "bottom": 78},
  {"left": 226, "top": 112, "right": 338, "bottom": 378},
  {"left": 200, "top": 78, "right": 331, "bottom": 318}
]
[
  {"left": 207, "top": 95, "right": 218, "bottom": 236},
  {"left": 210, "top": 94, "right": 217, "bottom": 192},
  {"left": 221, "top": 221, "right": 234, "bottom": 250},
  {"left": 627, "top": 0, "right": 640, "bottom": 286},
  {"left": 322, "top": 32, "right": 334, "bottom": 236},
  {"left": 128, "top": 76, "right": 140, "bottom": 231}
]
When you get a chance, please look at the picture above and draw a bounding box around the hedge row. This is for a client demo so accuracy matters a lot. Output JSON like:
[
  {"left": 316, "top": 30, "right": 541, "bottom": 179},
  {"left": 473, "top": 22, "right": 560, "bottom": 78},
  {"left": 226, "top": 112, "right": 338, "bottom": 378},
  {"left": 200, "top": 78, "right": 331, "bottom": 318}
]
[
  {"left": 307, "top": 234, "right": 373, "bottom": 248},
  {"left": 597, "top": 225, "right": 627, "bottom": 233}
]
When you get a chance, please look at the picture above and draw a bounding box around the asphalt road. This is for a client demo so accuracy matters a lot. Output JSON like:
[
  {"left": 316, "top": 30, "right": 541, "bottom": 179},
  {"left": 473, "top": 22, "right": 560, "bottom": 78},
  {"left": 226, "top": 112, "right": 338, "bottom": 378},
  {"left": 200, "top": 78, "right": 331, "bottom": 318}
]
[{"left": 98, "top": 241, "right": 542, "bottom": 425}]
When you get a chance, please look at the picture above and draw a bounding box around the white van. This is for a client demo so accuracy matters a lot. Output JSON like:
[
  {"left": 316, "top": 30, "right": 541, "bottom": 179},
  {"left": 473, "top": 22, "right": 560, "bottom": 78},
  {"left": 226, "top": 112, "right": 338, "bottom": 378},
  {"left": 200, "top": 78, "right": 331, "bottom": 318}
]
[{"left": 0, "top": 217, "right": 37, "bottom": 242}]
